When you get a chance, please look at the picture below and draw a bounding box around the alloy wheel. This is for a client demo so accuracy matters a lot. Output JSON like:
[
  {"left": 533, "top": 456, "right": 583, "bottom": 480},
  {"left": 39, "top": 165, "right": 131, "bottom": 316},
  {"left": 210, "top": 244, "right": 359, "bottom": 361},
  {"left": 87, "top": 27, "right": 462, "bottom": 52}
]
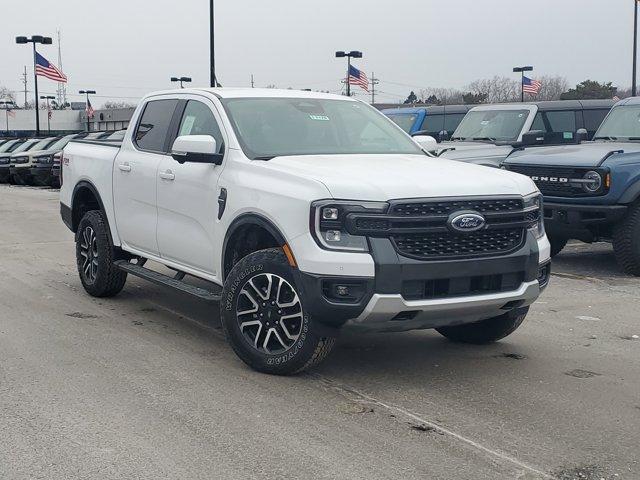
[
  {"left": 79, "top": 226, "right": 99, "bottom": 284},
  {"left": 236, "top": 273, "right": 303, "bottom": 354}
]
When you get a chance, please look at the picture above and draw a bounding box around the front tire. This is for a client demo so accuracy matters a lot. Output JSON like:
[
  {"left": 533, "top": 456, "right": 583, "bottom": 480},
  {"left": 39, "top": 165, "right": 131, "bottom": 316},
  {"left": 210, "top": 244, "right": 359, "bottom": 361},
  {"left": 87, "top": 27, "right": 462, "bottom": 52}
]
[
  {"left": 220, "top": 248, "right": 336, "bottom": 375},
  {"left": 436, "top": 307, "right": 529, "bottom": 344},
  {"left": 613, "top": 201, "right": 640, "bottom": 276},
  {"left": 75, "top": 210, "right": 127, "bottom": 297}
]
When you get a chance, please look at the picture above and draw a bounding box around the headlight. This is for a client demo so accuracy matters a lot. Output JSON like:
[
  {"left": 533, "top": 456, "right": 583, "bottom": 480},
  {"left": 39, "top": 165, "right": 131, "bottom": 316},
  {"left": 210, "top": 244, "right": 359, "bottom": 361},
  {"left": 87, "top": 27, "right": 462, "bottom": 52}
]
[
  {"left": 524, "top": 193, "right": 545, "bottom": 239},
  {"left": 311, "top": 200, "right": 388, "bottom": 252},
  {"left": 582, "top": 170, "right": 602, "bottom": 193},
  {"left": 34, "top": 155, "right": 53, "bottom": 164}
]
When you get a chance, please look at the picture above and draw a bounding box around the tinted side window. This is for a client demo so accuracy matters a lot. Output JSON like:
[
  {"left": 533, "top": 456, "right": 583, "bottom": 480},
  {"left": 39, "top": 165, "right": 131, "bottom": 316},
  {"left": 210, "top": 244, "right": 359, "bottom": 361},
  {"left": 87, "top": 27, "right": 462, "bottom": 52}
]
[
  {"left": 583, "top": 109, "right": 609, "bottom": 136},
  {"left": 177, "top": 100, "right": 224, "bottom": 153},
  {"left": 443, "top": 113, "right": 466, "bottom": 133},
  {"left": 135, "top": 99, "right": 179, "bottom": 152},
  {"left": 531, "top": 111, "right": 576, "bottom": 143},
  {"left": 420, "top": 114, "right": 444, "bottom": 134}
]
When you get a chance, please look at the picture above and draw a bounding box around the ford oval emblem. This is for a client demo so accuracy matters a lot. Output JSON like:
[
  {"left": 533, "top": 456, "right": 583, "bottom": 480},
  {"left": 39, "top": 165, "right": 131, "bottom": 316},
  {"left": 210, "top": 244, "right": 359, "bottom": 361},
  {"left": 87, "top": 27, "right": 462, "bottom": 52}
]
[{"left": 448, "top": 211, "right": 486, "bottom": 233}]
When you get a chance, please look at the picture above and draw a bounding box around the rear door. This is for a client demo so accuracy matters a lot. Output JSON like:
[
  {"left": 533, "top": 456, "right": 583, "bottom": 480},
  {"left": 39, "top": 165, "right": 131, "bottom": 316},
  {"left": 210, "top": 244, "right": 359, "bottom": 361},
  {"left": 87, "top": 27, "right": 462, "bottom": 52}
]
[
  {"left": 156, "top": 96, "right": 227, "bottom": 275},
  {"left": 113, "top": 98, "right": 179, "bottom": 256}
]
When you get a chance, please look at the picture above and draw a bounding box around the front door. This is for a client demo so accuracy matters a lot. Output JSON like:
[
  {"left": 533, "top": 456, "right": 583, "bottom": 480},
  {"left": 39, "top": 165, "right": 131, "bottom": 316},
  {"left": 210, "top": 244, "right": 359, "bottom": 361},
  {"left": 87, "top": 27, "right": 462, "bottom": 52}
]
[
  {"left": 156, "top": 98, "right": 226, "bottom": 275},
  {"left": 113, "top": 98, "right": 179, "bottom": 256}
]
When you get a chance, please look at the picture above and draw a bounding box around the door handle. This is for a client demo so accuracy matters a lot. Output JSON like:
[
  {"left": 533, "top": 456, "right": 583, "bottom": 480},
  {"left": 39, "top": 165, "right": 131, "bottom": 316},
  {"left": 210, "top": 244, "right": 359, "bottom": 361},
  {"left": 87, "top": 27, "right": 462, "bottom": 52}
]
[
  {"left": 118, "top": 163, "right": 131, "bottom": 172},
  {"left": 159, "top": 170, "right": 175, "bottom": 181}
]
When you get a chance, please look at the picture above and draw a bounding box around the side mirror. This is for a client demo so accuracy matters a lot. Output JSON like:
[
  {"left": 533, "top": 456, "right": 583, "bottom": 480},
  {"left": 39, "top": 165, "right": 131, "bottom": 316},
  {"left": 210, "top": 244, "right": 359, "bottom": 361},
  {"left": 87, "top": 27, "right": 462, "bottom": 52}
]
[
  {"left": 576, "top": 128, "right": 589, "bottom": 143},
  {"left": 437, "top": 130, "right": 449, "bottom": 142},
  {"left": 520, "top": 130, "right": 545, "bottom": 147},
  {"left": 171, "top": 135, "right": 223, "bottom": 165},
  {"left": 412, "top": 134, "right": 438, "bottom": 152}
]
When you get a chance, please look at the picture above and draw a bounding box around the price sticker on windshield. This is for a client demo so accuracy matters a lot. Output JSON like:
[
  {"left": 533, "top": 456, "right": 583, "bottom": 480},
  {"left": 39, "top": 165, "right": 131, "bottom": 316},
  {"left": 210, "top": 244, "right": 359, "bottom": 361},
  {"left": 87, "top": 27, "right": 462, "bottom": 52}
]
[{"left": 309, "top": 115, "right": 330, "bottom": 121}]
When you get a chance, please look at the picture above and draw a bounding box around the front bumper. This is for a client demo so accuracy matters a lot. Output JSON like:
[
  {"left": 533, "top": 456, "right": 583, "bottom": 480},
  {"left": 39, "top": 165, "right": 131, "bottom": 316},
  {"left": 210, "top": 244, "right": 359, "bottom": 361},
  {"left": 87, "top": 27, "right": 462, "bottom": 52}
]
[
  {"left": 544, "top": 202, "right": 627, "bottom": 242},
  {"left": 297, "top": 232, "right": 549, "bottom": 332},
  {"left": 30, "top": 164, "right": 53, "bottom": 180}
]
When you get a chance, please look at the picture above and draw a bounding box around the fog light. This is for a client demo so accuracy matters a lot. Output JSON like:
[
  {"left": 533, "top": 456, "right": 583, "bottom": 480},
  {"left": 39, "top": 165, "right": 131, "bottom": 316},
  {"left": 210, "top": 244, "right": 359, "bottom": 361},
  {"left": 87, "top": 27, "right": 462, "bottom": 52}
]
[
  {"left": 335, "top": 285, "right": 349, "bottom": 296},
  {"left": 325, "top": 230, "right": 341, "bottom": 242},
  {"left": 537, "top": 263, "right": 551, "bottom": 289},
  {"left": 322, "top": 207, "right": 339, "bottom": 220}
]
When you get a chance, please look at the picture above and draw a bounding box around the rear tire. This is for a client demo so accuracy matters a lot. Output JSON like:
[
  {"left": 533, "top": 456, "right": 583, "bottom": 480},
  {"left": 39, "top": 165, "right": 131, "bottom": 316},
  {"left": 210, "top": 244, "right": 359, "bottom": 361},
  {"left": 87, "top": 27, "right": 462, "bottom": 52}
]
[
  {"left": 220, "top": 248, "right": 336, "bottom": 375},
  {"left": 75, "top": 210, "right": 127, "bottom": 297},
  {"left": 613, "top": 201, "right": 640, "bottom": 276},
  {"left": 549, "top": 236, "right": 568, "bottom": 257},
  {"left": 436, "top": 307, "right": 529, "bottom": 344}
]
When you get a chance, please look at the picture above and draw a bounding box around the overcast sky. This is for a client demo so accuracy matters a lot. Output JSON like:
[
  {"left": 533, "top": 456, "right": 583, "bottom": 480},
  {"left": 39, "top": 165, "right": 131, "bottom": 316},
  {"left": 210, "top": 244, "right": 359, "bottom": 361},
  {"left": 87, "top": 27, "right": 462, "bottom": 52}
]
[{"left": 1, "top": 0, "right": 636, "bottom": 107}]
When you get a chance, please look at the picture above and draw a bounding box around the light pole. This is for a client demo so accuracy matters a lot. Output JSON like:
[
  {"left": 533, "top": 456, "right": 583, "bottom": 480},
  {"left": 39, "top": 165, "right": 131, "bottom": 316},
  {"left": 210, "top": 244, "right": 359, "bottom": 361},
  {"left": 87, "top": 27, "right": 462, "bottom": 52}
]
[
  {"left": 16, "top": 35, "right": 53, "bottom": 136},
  {"left": 513, "top": 66, "right": 533, "bottom": 102},
  {"left": 0, "top": 100, "right": 15, "bottom": 134},
  {"left": 40, "top": 95, "right": 55, "bottom": 134},
  {"left": 335, "top": 51, "right": 363, "bottom": 97},
  {"left": 171, "top": 76, "right": 192, "bottom": 88},
  {"left": 79, "top": 90, "right": 96, "bottom": 132},
  {"left": 210, "top": 0, "right": 219, "bottom": 87},
  {"left": 634, "top": 0, "right": 638, "bottom": 96}
]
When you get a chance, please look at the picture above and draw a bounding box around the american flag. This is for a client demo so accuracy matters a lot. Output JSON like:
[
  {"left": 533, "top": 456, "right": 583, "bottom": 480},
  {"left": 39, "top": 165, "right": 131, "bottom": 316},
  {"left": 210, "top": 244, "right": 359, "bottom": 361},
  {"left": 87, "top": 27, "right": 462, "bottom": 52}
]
[
  {"left": 522, "top": 76, "right": 541, "bottom": 95},
  {"left": 35, "top": 52, "right": 67, "bottom": 83},
  {"left": 7, "top": 109, "right": 15, "bottom": 118},
  {"left": 348, "top": 65, "right": 369, "bottom": 92},
  {"left": 86, "top": 98, "right": 95, "bottom": 119}
]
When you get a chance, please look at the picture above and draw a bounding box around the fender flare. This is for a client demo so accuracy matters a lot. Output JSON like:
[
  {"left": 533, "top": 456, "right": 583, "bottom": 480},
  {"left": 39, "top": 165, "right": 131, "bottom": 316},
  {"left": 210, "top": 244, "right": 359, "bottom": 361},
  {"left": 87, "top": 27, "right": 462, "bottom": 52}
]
[
  {"left": 221, "top": 213, "right": 287, "bottom": 281},
  {"left": 71, "top": 180, "right": 115, "bottom": 245},
  {"left": 619, "top": 180, "right": 640, "bottom": 204}
]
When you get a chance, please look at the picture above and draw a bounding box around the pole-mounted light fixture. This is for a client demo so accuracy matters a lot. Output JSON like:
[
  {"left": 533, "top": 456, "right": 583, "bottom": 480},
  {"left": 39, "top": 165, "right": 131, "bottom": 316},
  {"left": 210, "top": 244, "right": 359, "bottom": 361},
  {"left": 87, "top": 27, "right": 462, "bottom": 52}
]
[{"left": 16, "top": 35, "right": 53, "bottom": 136}]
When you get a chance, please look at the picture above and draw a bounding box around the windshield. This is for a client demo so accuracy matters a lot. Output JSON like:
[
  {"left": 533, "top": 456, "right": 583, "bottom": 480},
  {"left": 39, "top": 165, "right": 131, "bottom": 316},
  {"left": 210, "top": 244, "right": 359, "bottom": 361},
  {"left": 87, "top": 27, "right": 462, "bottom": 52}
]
[
  {"left": 452, "top": 109, "right": 530, "bottom": 142},
  {"left": 30, "top": 137, "right": 58, "bottom": 151},
  {"left": 47, "top": 135, "right": 76, "bottom": 151},
  {"left": 0, "top": 140, "right": 21, "bottom": 153},
  {"left": 386, "top": 113, "right": 418, "bottom": 133},
  {"left": 11, "top": 140, "right": 40, "bottom": 154},
  {"left": 594, "top": 105, "right": 640, "bottom": 140},
  {"left": 221, "top": 98, "right": 424, "bottom": 159}
]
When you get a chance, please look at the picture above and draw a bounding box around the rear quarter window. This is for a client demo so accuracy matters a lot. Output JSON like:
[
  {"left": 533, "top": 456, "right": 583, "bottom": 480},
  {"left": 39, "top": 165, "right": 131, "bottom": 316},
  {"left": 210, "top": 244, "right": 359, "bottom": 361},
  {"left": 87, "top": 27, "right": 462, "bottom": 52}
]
[{"left": 134, "top": 99, "right": 179, "bottom": 152}]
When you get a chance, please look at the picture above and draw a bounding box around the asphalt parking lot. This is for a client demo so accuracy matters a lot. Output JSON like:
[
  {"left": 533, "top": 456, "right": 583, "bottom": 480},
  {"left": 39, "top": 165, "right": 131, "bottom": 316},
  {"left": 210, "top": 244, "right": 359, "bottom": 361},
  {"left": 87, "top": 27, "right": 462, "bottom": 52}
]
[{"left": 1, "top": 185, "right": 639, "bottom": 480}]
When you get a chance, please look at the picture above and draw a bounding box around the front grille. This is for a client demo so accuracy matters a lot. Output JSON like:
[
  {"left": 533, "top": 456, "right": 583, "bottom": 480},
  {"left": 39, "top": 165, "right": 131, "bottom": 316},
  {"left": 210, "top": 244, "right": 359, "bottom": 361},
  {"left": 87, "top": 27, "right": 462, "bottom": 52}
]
[
  {"left": 402, "top": 271, "right": 525, "bottom": 300},
  {"left": 390, "top": 198, "right": 523, "bottom": 216},
  {"left": 393, "top": 227, "right": 524, "bottom": 260},
  {"left": 505, "top": 165, "right": 593, "bottom": 197}
]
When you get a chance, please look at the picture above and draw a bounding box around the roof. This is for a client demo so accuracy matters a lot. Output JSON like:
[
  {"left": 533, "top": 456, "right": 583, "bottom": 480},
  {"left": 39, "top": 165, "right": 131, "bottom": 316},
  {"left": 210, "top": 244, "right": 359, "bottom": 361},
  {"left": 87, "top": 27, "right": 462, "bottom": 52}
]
[
  {"left": 616, "top": 96, "right": 640, "bottom": 106},
  {"left": 144, "top": 87, "right": 352, "bottom": 101},
  {"left": 381, "top": 104, "right": 473, "bottom": 115},
  {"left": 469, "top": 99, "right": 615, "bottom": 112}
]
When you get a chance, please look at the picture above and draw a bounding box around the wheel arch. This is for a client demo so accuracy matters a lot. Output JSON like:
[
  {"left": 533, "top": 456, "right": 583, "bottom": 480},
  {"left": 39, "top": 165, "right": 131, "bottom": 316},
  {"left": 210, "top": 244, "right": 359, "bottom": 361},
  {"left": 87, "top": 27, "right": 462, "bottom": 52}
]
[
  {"left": 619, "top": 179, "right": 640, "bottom": 204},
  {"left": 71, "top": 181, "right": 114, "bottom": 245},
  {"left": 222, "top": 213, "right": 288, "bottom": 281}
]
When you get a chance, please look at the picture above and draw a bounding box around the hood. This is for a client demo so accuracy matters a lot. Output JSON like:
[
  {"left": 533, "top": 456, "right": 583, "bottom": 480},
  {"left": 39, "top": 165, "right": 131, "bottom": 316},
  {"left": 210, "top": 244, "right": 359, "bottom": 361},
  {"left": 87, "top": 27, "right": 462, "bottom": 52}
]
[
  {"left": 264, "top": 154, "right": 537, "bottom": 200},
  {"left": 27, "top": 148, "right": 61, "bottom": 158},
  {"left": 505, "top": 141, "right": 640, "bottom": 168}
]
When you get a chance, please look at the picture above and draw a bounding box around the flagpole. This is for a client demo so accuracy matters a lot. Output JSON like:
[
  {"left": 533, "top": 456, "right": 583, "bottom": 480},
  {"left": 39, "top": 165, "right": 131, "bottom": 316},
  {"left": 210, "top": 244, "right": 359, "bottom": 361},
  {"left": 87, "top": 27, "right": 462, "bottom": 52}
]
[
  {"left": 634, "top": 0, "right": 638, "bottom": 97},
  {"left": 32, "top": 43, "right": 41, "bottom": 136}
]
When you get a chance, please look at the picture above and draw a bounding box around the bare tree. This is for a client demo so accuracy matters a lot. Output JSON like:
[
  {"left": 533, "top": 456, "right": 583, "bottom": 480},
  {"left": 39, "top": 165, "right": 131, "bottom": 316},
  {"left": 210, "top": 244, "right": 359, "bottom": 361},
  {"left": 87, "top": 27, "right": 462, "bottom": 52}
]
[
  {"left": 467, "top": 76, "right": 520, "bottom": 103},
  {"left": 535, "top": 76, "right": 569, "bottom": 101},
  {"left": 417, "top": 87, "right": 465, "bottom": 105},
  {"left": 102, "top": 100, "right": 136, "bottom": 109},
  {"left": 0, "top": 86, "right": 16, "bottom": 103}
]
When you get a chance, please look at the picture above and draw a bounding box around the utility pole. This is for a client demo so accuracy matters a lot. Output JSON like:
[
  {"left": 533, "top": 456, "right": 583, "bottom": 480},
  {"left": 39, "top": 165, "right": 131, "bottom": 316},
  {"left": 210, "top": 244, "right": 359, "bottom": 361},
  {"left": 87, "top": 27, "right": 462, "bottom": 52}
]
[
  {"left": 56, "top": 29, "right": 67, "bottom": 106},
  {"left": 251, "top": 74, "right": 254, "bottom": 88},
  {"left": 634, "top": 0, "right": 638, "bottom": 96},
  {"left": 22, "top": 67, "right": 28, "bottom": 109},
  {"left": 370, "top": 72, "right": 379, "bottom": 104},
  {"left": 209, "top": 0, "right": 218, "bottom": 87}
]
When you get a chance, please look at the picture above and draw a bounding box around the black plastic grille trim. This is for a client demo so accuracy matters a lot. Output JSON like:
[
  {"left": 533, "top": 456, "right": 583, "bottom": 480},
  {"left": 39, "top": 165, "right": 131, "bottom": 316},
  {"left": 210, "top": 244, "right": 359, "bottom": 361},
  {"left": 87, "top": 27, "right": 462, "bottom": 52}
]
[{"left": 505, "top": 165, "right": 605, "bottom": 198}]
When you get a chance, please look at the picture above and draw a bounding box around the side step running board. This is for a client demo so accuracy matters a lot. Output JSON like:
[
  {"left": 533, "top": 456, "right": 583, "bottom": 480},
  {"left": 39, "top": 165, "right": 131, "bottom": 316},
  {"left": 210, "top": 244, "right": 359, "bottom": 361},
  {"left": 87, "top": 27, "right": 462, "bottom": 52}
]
[{"left": 114, "top": 260, "right": 222, "bottom": 302}]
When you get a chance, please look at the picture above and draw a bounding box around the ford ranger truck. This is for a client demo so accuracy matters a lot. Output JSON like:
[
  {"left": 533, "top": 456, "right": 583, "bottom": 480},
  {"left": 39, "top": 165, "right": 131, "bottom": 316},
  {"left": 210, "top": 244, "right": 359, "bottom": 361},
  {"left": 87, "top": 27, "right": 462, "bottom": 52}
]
[
  {"left": 60, "top": 88, "right": 550, "bottom": 375},
  {"left": 503, "top": 97, "right": 640, "bottom": 275}
]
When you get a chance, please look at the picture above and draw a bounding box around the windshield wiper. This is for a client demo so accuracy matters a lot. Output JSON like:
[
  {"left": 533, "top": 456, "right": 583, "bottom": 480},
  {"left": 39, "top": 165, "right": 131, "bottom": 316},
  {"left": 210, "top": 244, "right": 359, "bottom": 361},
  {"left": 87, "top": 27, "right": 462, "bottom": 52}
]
[
  {"left": 472, "top": 137, "right": 497, "bottom": 142},
  {"left": 253, "top": 155, "right": 276, "bottom": 161},
  {"left": 450, "top": 136, "right": 466, "bottom": 141},
  {"left": 626, "top": 137, "right": 640, "bottom": 141},
  {"left": 593, "top": 136, "right": 617, "bottom": 141}
]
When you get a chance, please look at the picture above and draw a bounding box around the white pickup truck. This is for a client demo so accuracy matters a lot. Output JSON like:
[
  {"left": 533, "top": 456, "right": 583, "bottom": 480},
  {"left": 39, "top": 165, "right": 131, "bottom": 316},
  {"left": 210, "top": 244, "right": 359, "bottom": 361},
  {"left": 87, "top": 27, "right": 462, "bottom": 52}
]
[{"left": 60, "top": 88, "right": 550, "bottom": 375}]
